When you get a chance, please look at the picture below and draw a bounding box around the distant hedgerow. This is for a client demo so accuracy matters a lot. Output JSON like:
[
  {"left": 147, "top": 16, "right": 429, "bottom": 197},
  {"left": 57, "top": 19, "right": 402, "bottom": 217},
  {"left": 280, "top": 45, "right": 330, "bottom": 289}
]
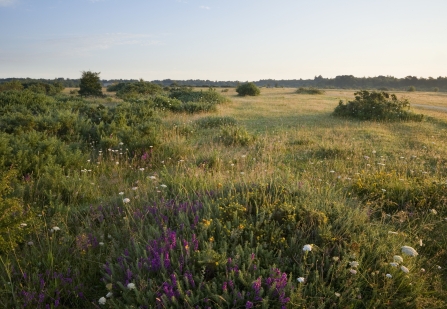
[
  {"left": 295, "top": 87, "right": 325, "bottom": 95},
  {"left": 333, "top": 90, "right": 423, "bottom": 121}
]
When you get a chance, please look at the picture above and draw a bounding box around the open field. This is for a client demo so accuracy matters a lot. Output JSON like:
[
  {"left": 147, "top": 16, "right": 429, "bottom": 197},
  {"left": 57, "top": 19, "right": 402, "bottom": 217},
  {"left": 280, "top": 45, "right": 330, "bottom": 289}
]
[{"left": 1, "top": 87, "right": 447, "bottom": 308}]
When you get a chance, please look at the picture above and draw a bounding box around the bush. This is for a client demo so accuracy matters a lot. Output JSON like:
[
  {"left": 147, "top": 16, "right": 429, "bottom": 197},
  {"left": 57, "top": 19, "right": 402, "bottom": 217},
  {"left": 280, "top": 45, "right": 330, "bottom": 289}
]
[
  {"left": 195, "top": 116, "right": 237, "bottom": 129},
  {"left": 216, "top": 126, "right": 255, "bottom": 146},
  {"left": 296, "top": 87, "right": 325, "bottom": 95},
  {"left": 433, "top": 87, "right": 439, "bottom": 92},
  {"left": 236, "top": 82, "right": 260, "bottom": 96},
  {"left": 115, "top": 80, "right": 163, "bottom": 99},
  {"left": 407, "top": 86, "right": 416, "bottom": 92},
  {"left": 333, "top": 90, "right": 423, "bottom": 121}
]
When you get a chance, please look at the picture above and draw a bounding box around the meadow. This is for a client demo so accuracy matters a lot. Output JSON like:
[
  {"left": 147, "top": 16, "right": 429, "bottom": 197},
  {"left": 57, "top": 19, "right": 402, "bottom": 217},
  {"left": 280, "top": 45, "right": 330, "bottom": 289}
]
[{"left": 1, "top": 86, "right": 447, "bottom": 308}]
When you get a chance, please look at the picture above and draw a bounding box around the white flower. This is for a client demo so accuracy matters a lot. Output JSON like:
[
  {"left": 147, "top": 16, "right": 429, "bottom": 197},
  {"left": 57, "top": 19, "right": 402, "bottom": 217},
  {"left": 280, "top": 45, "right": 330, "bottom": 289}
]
[
  {"left": 400, "top": 265, "right": 409, "bottom": 273},
  {"left": 106, "top": 292, "right": 113, "bottom": 298},
  {"left": 430, "top": 209, "right": 437, "bottom": 215},
  {"left": 297, "top": 277, "right": 305, "bottom": 283},
  {"left": 123, "top": 198, "right": 130, "bottom": 203},
  {"left": 52, "top": 226, "right": 61, "bottom": 232},
  {"left": 349, "top": 269, "right": 357, "bottom": 275},
  {"left": 420, "top": 268, "right": 425, "bottom": 272},
  {"left": 20, "top": 223, "right": 27, "bottom": 227},
  {"left": 119, "top": 192, "right": 124, "bottom": 195},
  {"left": 419, "top": 239, "right": 423, "bottom": 246},
  {"left": 388, "top": 231, "right": 398, "bottom": 235},
  {"left": 160, "top": 184, "right": 167, "bottom": 188},
  {"left": 389, "top": 262, "right": 399, "bottom": 267},
  {"left": 99, "top": 242, "right": 104, "bottom": 246},
  {"left": 148, "top": 176, "right": 156, "bottom": 180},
  {"left": 27, "top": 241, "right": 34, "bottom": 246},
  {"left": 303, "top": 244, "right": 312, "bottom": 252},
  {"left": 393, "top": 255, "right": 403, "bottom": 263},
  {"left": 329, "top": 170, "right": 335, "bottom": 173},
  {"left": 132, "top": 187, "right": 138, "bottom": 190},
  {"left": 139, "top": 168, "right": 145, "bottom": 171},
  {"left": 127, "top": 283, "right": 136, "bottom": 290},
  {"left": 386, "top": 273, "right": 392, "bottom": 278},
  {"left": 335, "top": 292, "right": 341, "bottom": 297},
  {"left": 349, "top": 261, "right": 359, "bottom": 268},
  {"left": 401, "top": 246, "right": 418, "bottom": 257},
  {"left": 98, "top": 297, "right": 106, "bottom": 305}
]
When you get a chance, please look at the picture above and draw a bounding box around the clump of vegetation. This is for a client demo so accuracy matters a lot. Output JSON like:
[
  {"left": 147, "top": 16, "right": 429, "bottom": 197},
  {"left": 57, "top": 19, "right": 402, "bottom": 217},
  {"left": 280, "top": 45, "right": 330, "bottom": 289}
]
[
  {"left": 333, "top": 90, "right": 423, "bottom": 121},
  {"left": 236, "top": 82, "right": 260, "bottom": 96},
  {"left": 114, "top": 79, "right": 163, "bottom": 99},
  {"left": 216, "top": 126, "right": 255, "bottom": 146},
  {"left": 407, "top": 86, "right": 416, "bottom": 92},
  {"left": 0, "top": 80, "right": 64, "bottom": 95},
  {"left": 195, "top": 116, "right": 237, "bottom": 128},
  {"left": 296, "top": 87, "right": 325, "bottom": 94}
]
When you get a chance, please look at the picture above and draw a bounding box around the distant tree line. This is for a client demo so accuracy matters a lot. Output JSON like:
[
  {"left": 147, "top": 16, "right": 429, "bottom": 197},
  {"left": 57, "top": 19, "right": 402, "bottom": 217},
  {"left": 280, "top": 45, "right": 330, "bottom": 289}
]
[{"left": 2, "top": 75, "right": 447, "bottom": 91}]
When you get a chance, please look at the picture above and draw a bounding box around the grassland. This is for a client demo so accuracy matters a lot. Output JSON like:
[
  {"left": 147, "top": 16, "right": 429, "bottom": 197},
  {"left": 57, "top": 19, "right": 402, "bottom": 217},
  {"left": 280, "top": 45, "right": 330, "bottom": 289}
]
[{"left": 1, "top": 87, "right": 447, "bottom": 308}]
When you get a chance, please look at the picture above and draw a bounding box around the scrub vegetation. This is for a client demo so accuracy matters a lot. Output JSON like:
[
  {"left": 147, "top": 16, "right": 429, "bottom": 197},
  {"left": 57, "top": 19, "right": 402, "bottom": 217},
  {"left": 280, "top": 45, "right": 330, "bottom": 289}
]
[{"left": 1, "top": 85, "right": 447, "bottom": 308}]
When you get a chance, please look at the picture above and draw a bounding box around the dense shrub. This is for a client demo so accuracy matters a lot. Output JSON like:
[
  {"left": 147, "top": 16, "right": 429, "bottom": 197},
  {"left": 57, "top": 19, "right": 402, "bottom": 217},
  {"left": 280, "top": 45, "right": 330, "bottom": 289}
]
[
  {"left": 216, "top": 126, "right": 255, "bottom": 146},
  {"left": 195, "top": 116, "right": 237, "bottom": 128},
  {"left": 236, "top": 82, "right": 261, "bottom": 96},
  {"left": 115, "top": 80, "right": 163, "bottom": 99},
  {"left": 79, "top": 71, "right": 103, "bottom": 97},
  {"left": 296, "top": 87, "right": 325, "bottom": 94},
  {"left": 169, "top": 87, "right": 228, "bottom": 104},
  {"left": 407, "top": 86, "right": 416, "bottom": 92},
  {"left": 333, "top": 90, "right": 423, "bottom": 121}
]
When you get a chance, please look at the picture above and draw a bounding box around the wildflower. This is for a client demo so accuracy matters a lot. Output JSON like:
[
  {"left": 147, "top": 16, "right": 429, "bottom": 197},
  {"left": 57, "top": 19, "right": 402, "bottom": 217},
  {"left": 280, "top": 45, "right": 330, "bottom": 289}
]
[
  {"left": 420, "top": 268, "right": 425, "bottom": 272},
  {"left": 297, "top": 277, "right": 305, "bottom": 283},
  {"left": 160, "top": 184, "right": 167, "bottom": 188},
  {"left": 98, "top": 297, "right": 106, "bottom": 305},
  {"left": 381, "top": 189, "right": 386, "bottom": 192},
  {"left": 20, "top": 223, "right": 27, "bottom": 227},
  {"left": 245, "top": 301, "right": 254, "bottom": 309},
  {"left": 332, "top": 256, "right": 339, "bottom": 261},
  {"left": 437, "top": 265, "right": 442, "bottom": 270},
  {"left": 393, "top": 255, "right": 403, "bottom": 263},
  {"left": 123, "top": 198, "right": 130, "bottom": 203},
  {"left": 127, "top": 283, "right": 136, "bottom": 290},
  {"left": 303, "top": 244, "right": 312, "bottom": 252},
  {"left": 430, "top": 209, "right": 438, "bottom": 215},
  {"left": 99, "top": 242, "right": 104, "bottom": 246},
  {"left": 364, "top": 156, "right": 370, "bottom": 160},
  {"left": 389, "top": 262, "right": 399, "bottom": 267},
  {"left": 335, "top": 292, "right": 341, "bottom": 297},
  {"left": 388, "top": 231, "right": 398, "bottom": 235},
  {"left": 401, "top": 246, "right": 418, "bottom": 257},
  {"left": 148, "top": 176, "right": 156, "bottom": 180},
  {"left": 27, "top": 241, "right": 34, "bottom": 246},
  {"left": 386, "top": 273, "right": 392, "bottom": 278},
  {"left": 400, "top": 265, "right": 409, "bottom": 273},
  {"left": 132, "top": 187, "right": 138, "bottom": 190},
  {"left": 116, "top": 162, "right": 119, "bottom": 165},
  {"left": 372, "top": 150, "right": 376, "bottom": 154},
  {"left": 349, "top": 261, "right": 359, "bottom": 268},
  {"left": 349, "top": 269, "right": 357, "bottom": 275},
  {"left": 119, "top": 192, "right": 124, "bottom": 195},
  {"left": 329, "top": 170, "right": 335, "bottom": 173},
  {"left": 106, "top": 292, "right": 113, "bottom": 298},
  {"left": 139, "top": 168, "right": 145, "bottom": 171},
  {"left": 419, "top": 239, "right": 423, "bottom": 246},
  {"left": 52, "top": 226, "right": 61, "bottom": 232}
]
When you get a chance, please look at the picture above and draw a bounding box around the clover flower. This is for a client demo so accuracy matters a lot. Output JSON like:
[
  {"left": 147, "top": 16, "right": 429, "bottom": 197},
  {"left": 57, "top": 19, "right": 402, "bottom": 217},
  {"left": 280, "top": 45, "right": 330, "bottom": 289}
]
[
  {"left": 401, "top": 246, "right": 418, "bottom": 257},
  {"left": 303, "top": 244, "right": 312, "bottom": 252},
  {"left": 98, "top": 297, "right": 106, "bottom": 305}
]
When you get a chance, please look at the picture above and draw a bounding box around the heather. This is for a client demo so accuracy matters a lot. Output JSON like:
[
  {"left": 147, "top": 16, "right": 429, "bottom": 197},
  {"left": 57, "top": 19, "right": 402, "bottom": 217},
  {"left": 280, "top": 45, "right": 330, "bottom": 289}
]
[{"left": 1, "top": 87, "right": 447, "bottom": 308}]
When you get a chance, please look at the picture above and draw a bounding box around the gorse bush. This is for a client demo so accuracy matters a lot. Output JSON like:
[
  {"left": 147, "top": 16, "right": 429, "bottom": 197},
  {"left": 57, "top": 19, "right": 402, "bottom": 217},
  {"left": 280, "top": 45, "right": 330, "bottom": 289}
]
[
  {"left": 296, "top": 87, "right": 325, "bottom": 95},
  {"left": 115, "top": 79, "right": 163, "bottom": 99},
  {"left": 236, "top": 82, "right": 261, "bottom": 96},
  {"left": 333, "top": 90, "right": 423, "bottom": 121}
]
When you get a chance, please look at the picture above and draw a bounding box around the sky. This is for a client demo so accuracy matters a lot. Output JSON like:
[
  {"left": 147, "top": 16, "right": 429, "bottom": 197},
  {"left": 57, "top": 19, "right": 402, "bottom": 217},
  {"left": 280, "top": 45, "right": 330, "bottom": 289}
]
[{"left": 1, "top": 0, "right": 446, "bottom": 81}]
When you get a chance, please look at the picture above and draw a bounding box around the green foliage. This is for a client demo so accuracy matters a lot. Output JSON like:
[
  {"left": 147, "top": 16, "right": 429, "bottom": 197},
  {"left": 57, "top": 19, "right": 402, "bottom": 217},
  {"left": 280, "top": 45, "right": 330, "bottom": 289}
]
[
  {"left": 433, "top": 87, "right": 439, "bottom": 92},
  {"left": 115, "top": 79, "right": 163, "bottom": 99},
  {"left": 236, "top": 82, "right": 261, "bottom": 96},
  {"left": 296, "top": 87, "right": 325, "bottom": 94},
  {"left": 169, "top": 87, "right": 228, "bottom": 104},
  {"left": 0, "top": 169, "right": 33, "bottom": 253},
  {"left": 407, "top": 86, "right": 416, "bottom": 92},
  {"left": 195, "top": 116, "right": 237, "bottom": 128},
  {"left": 79, "top": 71, "right": 103, "bottom": 97},
  {"left": 216, "top": 126, "right": 255, "bottom": 146},
  {"left": 0, "top": 80, "right": 24, "bottom": 92},
  {"left": 333, "top": 90, "right": 423, "bottom": 121}
]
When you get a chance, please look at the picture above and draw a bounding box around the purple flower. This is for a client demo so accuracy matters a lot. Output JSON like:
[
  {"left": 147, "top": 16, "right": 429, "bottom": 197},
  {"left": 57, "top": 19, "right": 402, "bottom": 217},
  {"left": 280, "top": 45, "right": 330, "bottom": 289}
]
[{"left": 246, "top": 301, "right": 254, "bottom": 308}]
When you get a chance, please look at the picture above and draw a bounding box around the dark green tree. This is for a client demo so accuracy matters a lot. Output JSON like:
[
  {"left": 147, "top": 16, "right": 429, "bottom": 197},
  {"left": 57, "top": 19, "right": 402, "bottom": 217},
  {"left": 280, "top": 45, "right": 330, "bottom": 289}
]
[
  {"left": 79, "top": 71, "right": 103, "bottom": 97},
  {"left": 236, "top": 82, "right": 260, "bottom": 96}
]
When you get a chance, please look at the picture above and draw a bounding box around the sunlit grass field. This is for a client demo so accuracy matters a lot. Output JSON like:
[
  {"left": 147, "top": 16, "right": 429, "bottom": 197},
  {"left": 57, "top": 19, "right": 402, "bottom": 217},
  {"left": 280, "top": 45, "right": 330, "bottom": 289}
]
[{"left": 1, "top": 87, "right": 447, "bottom": 308}]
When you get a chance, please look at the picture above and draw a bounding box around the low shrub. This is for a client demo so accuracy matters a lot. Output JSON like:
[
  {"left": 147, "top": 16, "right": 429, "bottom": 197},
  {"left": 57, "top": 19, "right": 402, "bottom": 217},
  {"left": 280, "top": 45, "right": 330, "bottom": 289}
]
[
  {"left": 195, "top": 116, "right": 237, "bottom": 129},
  {"left": 216, "top": 126, "right": 255, "bottom": 146},
  {"left": 333, "top": 90, "right": 423, "bottom": 121},
  {"left": 115, "top": 80, "right": 163, "bottom": 99},
  {"left": 236, "top": 82, "right": 260, "bottom": 96},
  {"left": 296, "top": 87, "right": 325, "bottom": 94}
]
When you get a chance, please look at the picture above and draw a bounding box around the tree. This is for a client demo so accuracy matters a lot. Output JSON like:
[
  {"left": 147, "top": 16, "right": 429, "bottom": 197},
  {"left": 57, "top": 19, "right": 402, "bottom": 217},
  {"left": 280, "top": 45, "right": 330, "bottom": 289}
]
[
  {"left": 79, "top": 71, "right": 103, "bottom": 97},
  {"left": 236, "top": 82, "right": 260, "bottom": 96}
]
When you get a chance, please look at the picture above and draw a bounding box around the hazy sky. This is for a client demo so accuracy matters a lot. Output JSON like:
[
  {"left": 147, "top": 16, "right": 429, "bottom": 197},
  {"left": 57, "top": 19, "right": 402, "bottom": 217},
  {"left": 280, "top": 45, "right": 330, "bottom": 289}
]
[{"left": 1, "top": 0, "right": 446, "bottom": 80}]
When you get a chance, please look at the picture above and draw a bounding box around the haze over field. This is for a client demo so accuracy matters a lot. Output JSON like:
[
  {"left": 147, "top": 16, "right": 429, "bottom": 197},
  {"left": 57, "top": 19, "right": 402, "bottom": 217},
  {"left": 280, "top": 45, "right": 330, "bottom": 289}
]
[{"left": 1, "top": 0, "right": 446, "bottom": 80}]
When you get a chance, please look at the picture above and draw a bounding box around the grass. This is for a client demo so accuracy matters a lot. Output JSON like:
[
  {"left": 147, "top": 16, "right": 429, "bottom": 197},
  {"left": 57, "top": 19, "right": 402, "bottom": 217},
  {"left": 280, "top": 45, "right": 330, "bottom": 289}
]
[{"left": 2, "top": 87, "right": 447, "bottom": 308}]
